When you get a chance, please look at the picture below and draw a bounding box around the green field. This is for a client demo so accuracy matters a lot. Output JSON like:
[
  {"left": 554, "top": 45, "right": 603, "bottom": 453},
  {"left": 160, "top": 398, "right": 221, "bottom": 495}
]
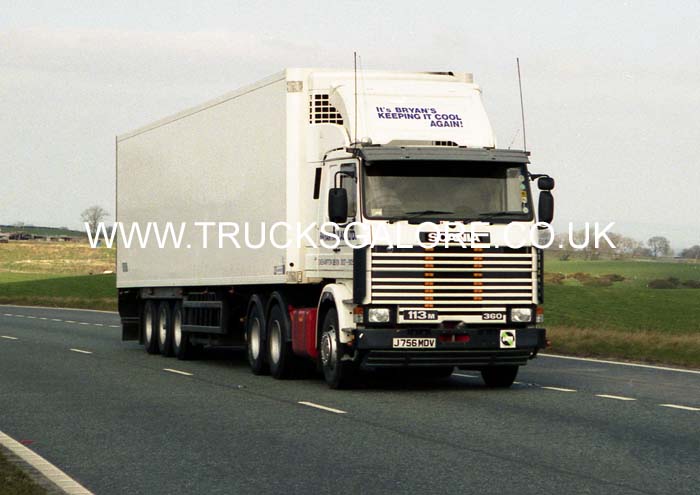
[
  {"left": 0, "top": 242, "right": 116, "bottom": 310},
  {"left": 543, "top": 257, "right": 700, "bottom": 367}
]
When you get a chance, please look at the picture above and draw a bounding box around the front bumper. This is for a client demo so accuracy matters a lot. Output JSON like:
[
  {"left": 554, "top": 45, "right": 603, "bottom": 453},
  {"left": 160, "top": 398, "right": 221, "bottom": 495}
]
[{"left": 352, "top": 327, "right": 546, "bottom": 369}]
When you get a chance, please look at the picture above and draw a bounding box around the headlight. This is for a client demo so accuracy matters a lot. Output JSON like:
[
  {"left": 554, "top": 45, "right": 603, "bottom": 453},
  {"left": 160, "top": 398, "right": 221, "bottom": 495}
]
[
  {"left": 510, "top": 308, "right": 533, "bottom": 323},
  {"left": 368, "top": 307, "right": 391, "bottom": 323}
]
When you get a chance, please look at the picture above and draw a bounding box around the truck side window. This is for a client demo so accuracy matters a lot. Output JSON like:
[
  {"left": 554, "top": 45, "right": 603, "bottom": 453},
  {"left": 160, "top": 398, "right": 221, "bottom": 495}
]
[{"left": 340, "top": 174, "right": 356, "bottom": 217}]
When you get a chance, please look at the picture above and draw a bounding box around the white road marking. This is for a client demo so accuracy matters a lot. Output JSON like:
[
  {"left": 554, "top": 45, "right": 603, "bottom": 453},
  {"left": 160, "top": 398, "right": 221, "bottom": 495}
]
[
  {"left": 69, "top": 348, "right": 93, "bottom": 355},
  {"left": 108, "top": 325, "right": 120, "bottom": 328},
  {"left": 541, "top": 386, "right": 577, "bottom": 392},
  {"left": 541, "top": 353, "right": 700, "bottom": 375},
  {"left": 453, "top": 373, "right": 478, "bottom": 379},
  {"left": 659, "top": 403, "right": 700, "bottom": 412},
  {"left": 65, "top": 320, "right": 77, "bottom": 324},
  {"left": 39, "top": 317, "right": 48, "bottom": 320},
  {"left": 3, "top": 313, "right": 13, "bottom": 316},
  {"left": 93, "top": 323, "right": 104, "bottom": 327},
  {"left": 596, "top": 394, "right": 637, "bottom": 401},
  {"left": 15, "top": 314, "right": 24, "bottom": 318},
  {"left": 0, "top": 304, "right": 117, "bottom": 314},
  {"left": 79, "top": 322, "right": 90, "bottom": 326},
  {"left": 164, "top": 368, "right": 193, "bottom": 376},
  {"left": 1, "top": 335, "right": 18, "bottom": 340},
  {"left": 51, "top": 318, "right": 62, "bottom": 322},
  {"left": 26, "top": 315, "right": 36, "bottom": 319},
  {"left": 298, "top": 401, "right": 347, "bottom": 414},
  {"left": 0, "top": 430, "right": 94, "bottom": 495}
]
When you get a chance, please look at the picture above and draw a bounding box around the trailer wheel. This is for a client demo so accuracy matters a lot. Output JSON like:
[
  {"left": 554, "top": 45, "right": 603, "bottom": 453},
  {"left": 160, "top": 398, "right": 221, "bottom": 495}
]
[
  {"left": 142, "top": 300, "right": 159, "bottom": 354},
  {"left": 481, "top": 366, "right": 519, "bottom": 388},
  {"left": 157, "top": 301, "right": 174, "bottom": 357},
  {"left": 267, "top": 304, "right": 297, "bottom": 379},
  {"left": 172, "top": 302, "right": 193, "bottom": 360},
  {"left": 320, "top": 308, "right": 357, "bottom": 389},
  {"left": 246, "top": 295, "right": 268, "bottom": 375}
]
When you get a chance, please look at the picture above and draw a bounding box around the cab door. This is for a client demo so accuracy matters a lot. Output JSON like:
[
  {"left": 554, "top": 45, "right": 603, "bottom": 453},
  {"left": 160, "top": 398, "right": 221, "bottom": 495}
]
[{"left": 316, "top": 159, "right": 358, "bottom": 279}]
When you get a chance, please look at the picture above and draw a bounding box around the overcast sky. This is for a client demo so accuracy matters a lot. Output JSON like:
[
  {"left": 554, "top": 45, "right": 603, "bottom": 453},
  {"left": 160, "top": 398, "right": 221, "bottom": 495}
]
[{"left": 1, "top": 1, "right": 699, "bottom": 248}]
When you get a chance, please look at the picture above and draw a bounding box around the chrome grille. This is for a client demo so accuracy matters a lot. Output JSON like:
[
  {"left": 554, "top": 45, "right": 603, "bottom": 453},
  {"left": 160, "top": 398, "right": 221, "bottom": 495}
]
[{"left": 370, "top": 246, "right": 536, "bottom": 322}]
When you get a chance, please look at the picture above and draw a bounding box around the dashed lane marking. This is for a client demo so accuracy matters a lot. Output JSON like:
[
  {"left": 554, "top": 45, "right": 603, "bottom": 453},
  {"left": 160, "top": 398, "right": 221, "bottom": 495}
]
[
  {"left": 659, "top": 404, "right": 700, "bottom": 412},
  {"left": 453, "top": 373, "right": 479, "bottom": 379},
  {"left": 541, "top": 386, "right": 577, "bottom": 392},
  {"left": 1, "top": 336, "right": 18, "bottom": 340},
  {"left": 69, "top": 348, "right": 93, "bottom": 355},
  {"left": 596, "top": 394, "right": 637, "bottom": 401},
  {"left": 298, "top": 401, "right": 347, "bottom": 414},
  {"left": 164, "top": 368, "right": 193, "bottom": 376}
]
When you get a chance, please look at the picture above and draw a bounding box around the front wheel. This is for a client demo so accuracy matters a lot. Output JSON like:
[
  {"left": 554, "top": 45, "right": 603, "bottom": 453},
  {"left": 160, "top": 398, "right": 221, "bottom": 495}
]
[
  {"left": 320, "top": 308, "right": 357, "bottom": 389},
  {"left": 481, "top": 366, "right": 519, "bottom": 388}
]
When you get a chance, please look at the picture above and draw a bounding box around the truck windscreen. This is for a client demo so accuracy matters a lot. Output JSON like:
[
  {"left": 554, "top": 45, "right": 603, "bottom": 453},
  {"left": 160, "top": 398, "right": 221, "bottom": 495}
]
[{"left": 362, "top": 161, "right": 532, "bottom": 222}]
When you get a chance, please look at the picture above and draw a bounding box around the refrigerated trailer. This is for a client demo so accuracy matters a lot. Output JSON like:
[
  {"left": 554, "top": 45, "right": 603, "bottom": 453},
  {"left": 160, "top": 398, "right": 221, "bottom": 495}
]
[{"left": 116, "top": 68, "right": 555, "bottom": 388}]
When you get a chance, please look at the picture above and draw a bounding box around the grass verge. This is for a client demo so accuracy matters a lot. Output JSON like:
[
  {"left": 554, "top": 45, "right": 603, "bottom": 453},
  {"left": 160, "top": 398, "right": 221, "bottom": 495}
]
[
  {"left": 0, "top": 449, "right": 47, "bottom": 495},
  {"left": 546, "top": 326, "right": 700, "bottom": 369},
  {"left": 0, "top": 273, "right": 116, "bottom": 311}
]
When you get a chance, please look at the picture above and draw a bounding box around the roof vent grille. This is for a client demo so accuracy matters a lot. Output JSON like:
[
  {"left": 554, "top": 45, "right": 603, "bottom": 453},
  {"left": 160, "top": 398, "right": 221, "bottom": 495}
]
[{"left": 309, "top": 94, "right": 343, "bottom": 124}]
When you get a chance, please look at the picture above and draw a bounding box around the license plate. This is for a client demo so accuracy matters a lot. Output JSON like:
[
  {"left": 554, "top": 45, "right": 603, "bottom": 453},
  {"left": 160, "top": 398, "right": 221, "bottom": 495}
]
[
  {"left": 399, "top": 309, "right": 438, "bottom": 322},
  {"left": 392, "top": 337, "right": 436, "bottom": 349}
]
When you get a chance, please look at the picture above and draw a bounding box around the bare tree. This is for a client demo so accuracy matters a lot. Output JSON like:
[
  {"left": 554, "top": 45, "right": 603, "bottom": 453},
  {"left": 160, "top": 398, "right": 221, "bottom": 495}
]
[
  {"left": 647, "top": 236, "right": 671, "bottom": 257},
  {"left": 81, "top": 206, "right": 109, "bottom": 236},
  {"left": 680, "top": 245, "right": 700, "bottom": 260}
]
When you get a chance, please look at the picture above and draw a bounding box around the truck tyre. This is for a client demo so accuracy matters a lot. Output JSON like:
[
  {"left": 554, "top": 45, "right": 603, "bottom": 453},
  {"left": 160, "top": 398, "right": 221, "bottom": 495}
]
[
  {"left": 267, "top": 304, "right": 297, "bottom": 379},
  {"left": 481, "top": 366, "right": 519, "bottom": 388},
  {"left": 172, "top": 302, "right": 193, "bottom": 360},
  {"left": 320, "top": 308, "right": 357, "bottom": 389},
  {"left": 246, "top": 295, "right": 268, "bottom": 375},
  {"left": 142, "top": 300, "right": 159, "bottom": 354},
  {"left": 157, "top": 300, "right": 174, "bottom": 357}
]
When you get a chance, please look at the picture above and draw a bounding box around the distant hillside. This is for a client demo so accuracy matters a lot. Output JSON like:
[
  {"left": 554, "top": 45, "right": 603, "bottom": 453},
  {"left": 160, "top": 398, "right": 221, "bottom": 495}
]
[{"left": 0, "top": 225, "right": 86, "bottom": 238}]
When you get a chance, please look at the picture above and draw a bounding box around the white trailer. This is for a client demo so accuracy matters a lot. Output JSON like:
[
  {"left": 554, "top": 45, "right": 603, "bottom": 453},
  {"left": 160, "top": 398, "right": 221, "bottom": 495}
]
[{"left": 117, "top": 68, "right": 555, "bottom": 388}]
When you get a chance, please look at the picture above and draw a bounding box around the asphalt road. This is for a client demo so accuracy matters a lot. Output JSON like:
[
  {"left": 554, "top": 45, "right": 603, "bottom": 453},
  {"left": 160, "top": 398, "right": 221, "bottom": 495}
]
[{"left": 0, "top": 305, "right": 698, "bottom": 495}]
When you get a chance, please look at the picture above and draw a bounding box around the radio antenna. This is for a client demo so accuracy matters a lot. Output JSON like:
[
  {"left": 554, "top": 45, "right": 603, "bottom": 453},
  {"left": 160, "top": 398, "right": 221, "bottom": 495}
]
[
  {"left": 516, "top": 57, "right": 527, "bottom": 151},
  {"left": 353, "top": 51, "right": 358, "bottom": 145}
]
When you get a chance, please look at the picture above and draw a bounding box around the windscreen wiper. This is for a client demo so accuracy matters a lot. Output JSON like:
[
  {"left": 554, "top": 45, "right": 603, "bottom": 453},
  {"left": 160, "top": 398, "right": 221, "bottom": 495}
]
[
  {"left": 466, "top": 211, "right": 521, "bottom": 222},
  {"left": 398, "top": 210, "right": 455, "bottom": 224}
]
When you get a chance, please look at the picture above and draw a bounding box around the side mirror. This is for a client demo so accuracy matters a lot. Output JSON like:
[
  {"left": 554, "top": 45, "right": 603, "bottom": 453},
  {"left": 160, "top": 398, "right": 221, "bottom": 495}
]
[
  {"left": 538, "top": 191, "right": 554, "bottom": 224},
  {"left": 328, "top": 188, "right": 348, "bottom": 223},
  {"left": 538, "top": 177, "right": 555, "bottom": 191}
]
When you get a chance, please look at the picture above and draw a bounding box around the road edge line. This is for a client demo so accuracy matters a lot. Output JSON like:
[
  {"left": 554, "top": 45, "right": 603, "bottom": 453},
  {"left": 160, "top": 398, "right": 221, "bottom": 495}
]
[
  {"left": 0, "top": 430, "right": 93, "bottom": 494},
  {"left": 539, "top": 353, "right": 700, "bottom": 375}
]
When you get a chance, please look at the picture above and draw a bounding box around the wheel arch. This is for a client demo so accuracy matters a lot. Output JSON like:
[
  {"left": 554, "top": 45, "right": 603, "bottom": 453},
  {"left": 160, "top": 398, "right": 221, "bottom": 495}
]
[{"left": 316, "top": 284, "right": 354, "bottom": 344}]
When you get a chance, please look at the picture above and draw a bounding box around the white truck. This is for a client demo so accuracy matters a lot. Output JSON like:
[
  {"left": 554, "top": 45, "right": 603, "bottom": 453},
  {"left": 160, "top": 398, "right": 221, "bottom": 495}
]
[{"left": 116, "top": 68, "right": 555, "bottom": 388}]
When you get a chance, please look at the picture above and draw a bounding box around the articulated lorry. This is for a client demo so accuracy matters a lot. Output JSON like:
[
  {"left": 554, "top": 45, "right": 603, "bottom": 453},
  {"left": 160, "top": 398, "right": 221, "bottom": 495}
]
[{"left": 116, "top": 68, "right": 555, "bottom": 388}]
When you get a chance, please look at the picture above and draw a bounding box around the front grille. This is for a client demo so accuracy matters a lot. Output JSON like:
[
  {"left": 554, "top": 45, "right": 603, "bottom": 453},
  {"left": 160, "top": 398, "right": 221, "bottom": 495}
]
[{"left": 370, "top": 246, "right": 536, "bottom": 322}]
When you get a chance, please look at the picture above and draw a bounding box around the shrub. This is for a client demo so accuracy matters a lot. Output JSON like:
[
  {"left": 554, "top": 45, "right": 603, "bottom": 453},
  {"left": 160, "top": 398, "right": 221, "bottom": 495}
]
[
  {"left": 648, "top": 278, "right": 679, "bottom": 289},
  {"left": 582, "top": 277, "right": 613, "bottom": 287},
  {"left": 545, "top": 272, "right": 566, "bottom": 285},
  {"left": 681, "top": 279, "right": 700, "bottom": 289},
  {"left": 600, "top": 273, "right": 625, "bottom": 283}
]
